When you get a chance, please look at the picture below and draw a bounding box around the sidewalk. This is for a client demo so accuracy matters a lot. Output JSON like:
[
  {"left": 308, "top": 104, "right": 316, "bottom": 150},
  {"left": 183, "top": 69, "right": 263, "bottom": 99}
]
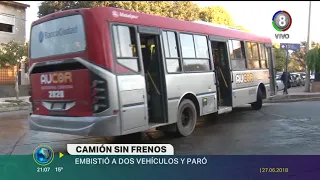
[
  {"left": 265, "top": 86, "right": 320, "bottom": 103},
  {"left": 0, "top": 96, "right": 30, "bottom": 102},
  {"left": 0, "top": 96, "right": 30, "bottom": 113}
]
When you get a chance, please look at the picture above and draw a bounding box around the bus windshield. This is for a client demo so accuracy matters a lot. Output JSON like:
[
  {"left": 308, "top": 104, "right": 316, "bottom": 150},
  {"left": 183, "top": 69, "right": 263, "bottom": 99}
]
[{"left": 30, "top": 14, "right": 86, "bottom": 59}]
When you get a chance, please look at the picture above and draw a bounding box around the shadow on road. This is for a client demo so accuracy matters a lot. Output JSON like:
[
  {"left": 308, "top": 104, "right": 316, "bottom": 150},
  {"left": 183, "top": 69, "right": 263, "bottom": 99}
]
[{"left": 111, "top": 105, "right": 255, "bottom": 144}]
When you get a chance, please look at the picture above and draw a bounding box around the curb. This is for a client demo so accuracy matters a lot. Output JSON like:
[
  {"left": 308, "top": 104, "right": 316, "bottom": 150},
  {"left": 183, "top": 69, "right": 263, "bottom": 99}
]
[
  {"left": 0, "top": 105, "right": 30, "bottom": 113},
  {"left": 264, "top": 97, "right": 320, "bottom": 103}
]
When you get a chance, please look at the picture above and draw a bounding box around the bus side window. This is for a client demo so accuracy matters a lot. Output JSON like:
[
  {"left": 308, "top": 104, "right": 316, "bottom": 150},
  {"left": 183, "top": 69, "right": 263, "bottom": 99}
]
[
  {"left": 162, "top": 31, "right": 181, "bottom": 73},
  {"left": 180, "top": 33, "right": 210, "bottom": 72},
  {"left": 112, "top": 25, "right": 139, "bottom": 72},
  {"left": 259, "top": 43, "right": 268, "bottom": 69},
  {"left": 228, "top": 40, "right": 246, "bottom": 70},
  {"left": 246, "top": 42, "right": 260, "bottom": 69}
]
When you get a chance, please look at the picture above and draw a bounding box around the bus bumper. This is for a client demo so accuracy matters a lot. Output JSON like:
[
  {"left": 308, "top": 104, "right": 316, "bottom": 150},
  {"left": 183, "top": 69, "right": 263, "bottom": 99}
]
[{"left": 29, "top": 114, "right": 120, "bottom": 136}]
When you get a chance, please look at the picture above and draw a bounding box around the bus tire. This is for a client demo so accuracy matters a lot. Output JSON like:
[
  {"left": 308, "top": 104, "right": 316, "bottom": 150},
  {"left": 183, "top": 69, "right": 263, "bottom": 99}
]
[
  {"left": 176, "top": 99, "right": 197, "bottom": 137},
  {"left": 251, "top": 89, "right": 263, "bottom": 110}
]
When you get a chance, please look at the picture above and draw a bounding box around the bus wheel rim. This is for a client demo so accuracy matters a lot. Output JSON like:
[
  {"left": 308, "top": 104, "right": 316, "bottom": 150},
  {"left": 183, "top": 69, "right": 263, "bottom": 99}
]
[{"left": 181, "top": 108, "right": 192, "bottom": 127}]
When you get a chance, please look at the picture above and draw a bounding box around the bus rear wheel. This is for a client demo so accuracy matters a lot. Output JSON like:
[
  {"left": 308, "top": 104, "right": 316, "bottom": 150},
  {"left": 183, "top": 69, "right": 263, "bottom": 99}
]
[
  {"left": 251, "top": 89, "right": 263, "bottom": 110},
  {"left": 176, "top": 99, "right": 197, "bottom": 137}
]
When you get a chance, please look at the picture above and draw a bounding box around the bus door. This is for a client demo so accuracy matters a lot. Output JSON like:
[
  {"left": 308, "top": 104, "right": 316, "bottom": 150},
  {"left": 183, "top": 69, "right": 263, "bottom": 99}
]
[
  {"left": 137, "top": 26, "right": 168, "bottom": 125},
  {"left": 209, "top": 36, "right": 233, "bottom": 114},
  {"left": 112, "top": 25, "right": 148, "bottom": 133},
  {"left": 266, "top": 45, "right": 276, "bottom": 96}
]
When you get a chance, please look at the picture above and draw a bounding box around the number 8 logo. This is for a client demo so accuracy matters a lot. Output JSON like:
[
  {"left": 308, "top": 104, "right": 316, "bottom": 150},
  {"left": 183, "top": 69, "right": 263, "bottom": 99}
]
[
  {"left": 272, "top": 11, "right": 291, "bottom": 32},
  {"left": 278, "top": 15, "right": 286, "bottom": 27}
]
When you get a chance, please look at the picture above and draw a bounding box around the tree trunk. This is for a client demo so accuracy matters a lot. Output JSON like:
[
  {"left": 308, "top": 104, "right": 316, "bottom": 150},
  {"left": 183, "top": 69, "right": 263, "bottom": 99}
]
[
  {"left": 305, "top": 66, "right": 311, "bottom": 92},
  {"left": 15, "top": 71, "right": 19, "bottom": 101}
]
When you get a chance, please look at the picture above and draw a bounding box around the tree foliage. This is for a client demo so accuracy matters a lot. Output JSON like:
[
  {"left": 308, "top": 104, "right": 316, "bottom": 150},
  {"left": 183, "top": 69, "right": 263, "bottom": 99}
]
[
  {"left": 38, "top": 1, "right": 199, "bottom": 20},
  {"left": 169, "top": 1, "right": 200, "bottom": 21},
  {"left": 38, "top": 1, "right": 247, "bottom": 30},
  {"left": 288, "top": 41, "right": 320, "bottom": 72},
  {"left": 0, "top": 41, "right": 28, "bottom": 69},
  {"left": 307, "top": 46, "right": 320, "bottom": 73},
  {"left": 0, "top": 41, "right": 28, "bottom": 100},
  {"left": 273, "top": 41, "right": 320, "bottom": 72},
  {"left": 273, "top": 44, "right": 286, "bottom": 71},
  {"left": 289, "top": 45, "right": 307, "bottom": 72},
  {"left": 199, "top": 6, "right": 234, "bottom": 27}
]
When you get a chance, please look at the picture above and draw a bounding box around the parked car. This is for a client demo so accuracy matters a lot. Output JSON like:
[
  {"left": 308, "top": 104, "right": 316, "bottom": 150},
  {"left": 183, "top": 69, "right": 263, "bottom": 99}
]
[
  {"left": 296, "top": 72, "right": 306, "bottom": 86},
  {"left": 311, "top": 72, "right": 315, "bottom": 82},
  {"left": 291, "top": 73, "right": 304, "bottom": 86},
  {"left": 276, "top": 72, "right": 283, "bottom": 76},
  {"left": 290, "top": 74, "right": 298, "bottom": 87},
  {"left": 275, "top": 75, "right": 284, "bottom": 92}
]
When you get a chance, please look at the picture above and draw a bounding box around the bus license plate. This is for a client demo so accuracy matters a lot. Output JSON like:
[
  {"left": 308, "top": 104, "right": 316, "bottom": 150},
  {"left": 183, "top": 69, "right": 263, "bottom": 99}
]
[{"left": 52, "top": 103, "right": 65, "bottom": 110}]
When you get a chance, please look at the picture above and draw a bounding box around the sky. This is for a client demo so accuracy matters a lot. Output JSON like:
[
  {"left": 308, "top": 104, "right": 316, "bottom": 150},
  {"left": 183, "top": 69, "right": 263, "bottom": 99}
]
[{"left": 19, "top": 1, "right": 320, "bottom": 44}]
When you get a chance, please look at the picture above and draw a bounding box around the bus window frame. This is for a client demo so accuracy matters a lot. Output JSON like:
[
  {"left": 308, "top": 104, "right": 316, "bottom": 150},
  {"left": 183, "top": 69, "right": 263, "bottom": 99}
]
[
  {"left": 258, "top": 43, "right": 268, "bottom": 70},
  {"left": 161, "top": 29, "right": 183, "bottom": 75},
  {"left": 228, "top": 38, "right": 247, "bottom": 71},
  {"left": 110, "top": 22, "right": 143, "bottom": 75},
  {"left": 244, "top": 41, "right": 262, "bottom": 70},
  {"left": 209, "top": 35, "right": 231, "bottom": 72},
  {"left": 245, "top": 41, "right": 270, "bottom": 70},
  {"left": 29, "top": 13, "right": 87, "bottom": 61},
  {"left": 178, "top": 31, "right": 212, "bottom": 73}
]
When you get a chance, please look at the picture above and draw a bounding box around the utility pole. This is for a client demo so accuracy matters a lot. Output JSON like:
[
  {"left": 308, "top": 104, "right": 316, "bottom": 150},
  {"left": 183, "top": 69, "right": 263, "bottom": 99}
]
[
  {"left": 284, "top": 45, "right": 289, "bottom": 94},
  {"left": 305, "top": 1, "right": 312, "bottom": 92}
]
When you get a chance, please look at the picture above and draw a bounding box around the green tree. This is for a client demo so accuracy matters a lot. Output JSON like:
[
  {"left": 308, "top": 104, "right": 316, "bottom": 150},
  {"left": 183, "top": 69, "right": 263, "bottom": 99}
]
[
  {"left": 38, "top": 1, "right": 199, "bottom": 20},
  {"left": 307, "top": 46, "right": 320, "bottom": 74},
  {"left": 0, "top": 41, "right": 28, "bottom": 100},
  {"left": 199, "top": 6, "right": 248, "bottom": 31},
  {"left": 38, "top": 1, "right": 80, "bottom": 17},
  {"left": 169, "top": 1, "right": 200, "bottom": 21},
  {"left": 306, "top": 45, "right": 320, "bottom": 82},
  {"left": 199, "top": 6, "right": 234, "bottom": 27},
  {"left": 289, "top": 46, "right": 306, "bottom": 72},
  {"left": 272, "top": 41, "right": 320, "bottom": 72},
  {"left": 37, "top": 1, "right": 241, "bottom": 27},
  {"left": 95, "top": 1, "right": 174, "bottom": 17},
  {"left": 288, "top": 41, "right": 320, "bottom": 72},
  {"left": 273, "top": 44, "right": 286, "bottom": 71}
]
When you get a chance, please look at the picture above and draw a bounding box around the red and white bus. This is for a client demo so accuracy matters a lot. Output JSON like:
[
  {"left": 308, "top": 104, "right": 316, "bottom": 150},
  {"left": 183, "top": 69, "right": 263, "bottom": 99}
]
[{"left": 28, "top": 7, "right": 276, "bottom": 137}]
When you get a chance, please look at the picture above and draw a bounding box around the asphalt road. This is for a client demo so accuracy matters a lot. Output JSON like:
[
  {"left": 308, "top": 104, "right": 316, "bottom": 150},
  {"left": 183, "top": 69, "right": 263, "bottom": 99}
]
[{"left": 1, "top": 101, "right": 320, "bottom": 155}]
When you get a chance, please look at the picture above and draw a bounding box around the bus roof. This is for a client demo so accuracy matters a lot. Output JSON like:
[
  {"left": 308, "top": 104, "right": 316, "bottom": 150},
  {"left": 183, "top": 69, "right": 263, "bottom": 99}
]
[{"left": 33, "top": 7, "right": 272, "bottom": 44}]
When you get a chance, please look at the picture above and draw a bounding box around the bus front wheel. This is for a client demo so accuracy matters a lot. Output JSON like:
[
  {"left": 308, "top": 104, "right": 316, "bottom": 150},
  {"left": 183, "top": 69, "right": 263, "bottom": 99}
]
[
  {"left": 251, "top": 89, "right": 263, "bottom": 110},
  {"left": 176, "top": 99, "right": 197, "bottom": 137}
]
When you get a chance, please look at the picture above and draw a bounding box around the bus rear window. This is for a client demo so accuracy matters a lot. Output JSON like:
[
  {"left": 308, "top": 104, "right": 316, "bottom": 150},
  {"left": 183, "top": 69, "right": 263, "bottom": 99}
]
[{"left": 30, "top": 15, "right": 86, "bottom": 59}]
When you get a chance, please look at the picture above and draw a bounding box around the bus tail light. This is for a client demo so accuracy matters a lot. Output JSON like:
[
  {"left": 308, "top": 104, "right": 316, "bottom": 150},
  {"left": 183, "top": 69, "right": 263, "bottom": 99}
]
[
  {"left": 93, "top": 96, "right": 106, "bottom": 104},
  {"left": 92, "top": 88, "right": 105, "bottom": 96},
  {"left": 94, "top": 104, "right": 107, "bottom": 112},
  {"left": 92, "top": 80, "right": 104, "bottom": 88},
  {"left": 91, "top": 74, "right": 109, "bottom": 113}
]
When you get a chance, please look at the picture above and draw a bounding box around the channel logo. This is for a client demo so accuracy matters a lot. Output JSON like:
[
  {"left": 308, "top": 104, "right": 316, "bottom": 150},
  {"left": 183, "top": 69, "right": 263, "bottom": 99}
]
[
  {"left": 272, "top": 10, "right": 292, "bottom": 40},
  {"left": 33, "top": 145, "right": 54, "bottom": 166}
]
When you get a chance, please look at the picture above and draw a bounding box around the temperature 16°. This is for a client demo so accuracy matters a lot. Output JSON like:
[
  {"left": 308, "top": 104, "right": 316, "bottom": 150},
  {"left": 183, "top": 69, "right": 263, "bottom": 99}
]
[{"left": 56, "top": 167, "right": 63, "bottom": 172}]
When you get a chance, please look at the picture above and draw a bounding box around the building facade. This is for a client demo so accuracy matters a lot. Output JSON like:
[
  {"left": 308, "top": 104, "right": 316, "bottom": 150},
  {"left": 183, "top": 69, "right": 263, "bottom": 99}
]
[{"left": 0, "top": 1, "right": 29, "bottom": 86}]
